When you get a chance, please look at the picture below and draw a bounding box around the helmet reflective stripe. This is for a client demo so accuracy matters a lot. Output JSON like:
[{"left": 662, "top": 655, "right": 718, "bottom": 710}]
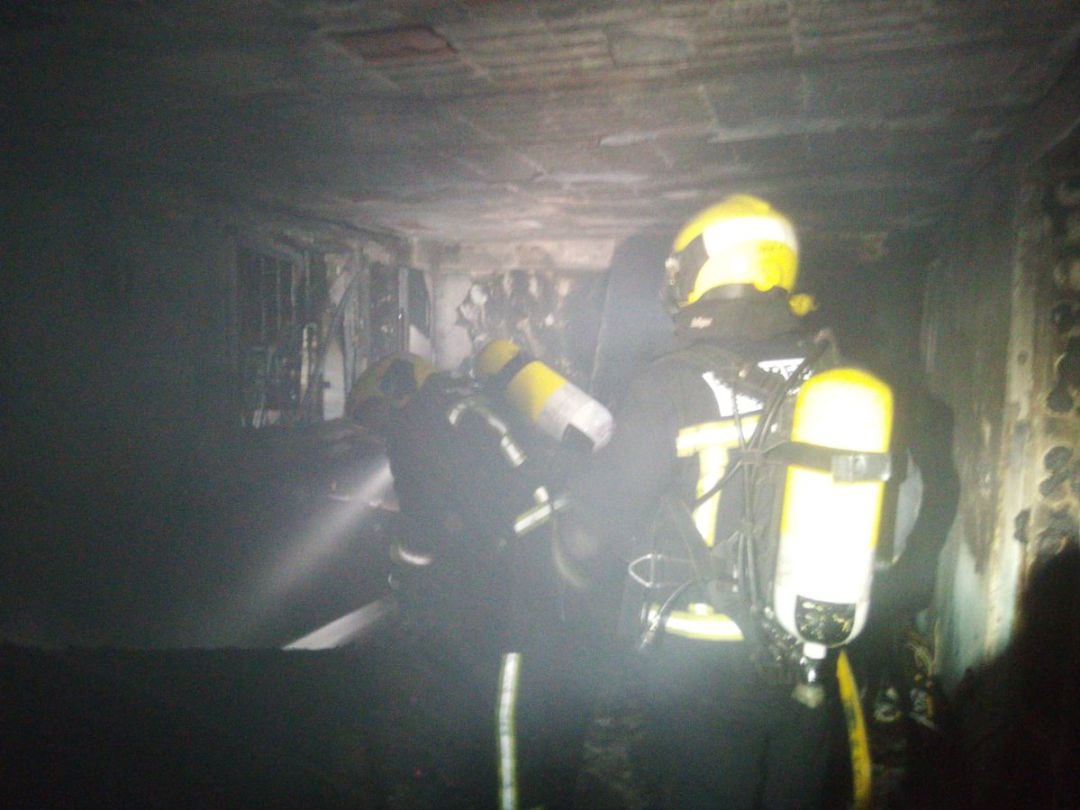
[
  {"left": 701, "top": 214, "right": 798, "bottom": 260},
  {"left": 497, "top": 652, "right": 521, "bottom": 810},
  {"left": 672, "top": 194, "right": 785, "bottom": 253},
  {"left": 668, "top": 194, "right": 800, "bottom": 308},
  {"left": 689, "top": 240, "right": 797, "bottom": 302}
]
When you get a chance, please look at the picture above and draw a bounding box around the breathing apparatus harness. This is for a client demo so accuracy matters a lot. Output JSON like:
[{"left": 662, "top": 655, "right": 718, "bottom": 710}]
[
  {"left": 442, "top": 381, "right": 565, "bottom": 552},
  {"left": 635, "top": 331, "right": 837, "bottom": 686},
  {"left": 624, "top": 327, "right": 885, "bottom": 807}
]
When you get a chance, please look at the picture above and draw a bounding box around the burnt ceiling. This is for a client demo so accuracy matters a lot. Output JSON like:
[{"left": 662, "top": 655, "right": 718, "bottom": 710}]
[{"left": 5, "top": 0, "right": 1080, "bottom": 259}]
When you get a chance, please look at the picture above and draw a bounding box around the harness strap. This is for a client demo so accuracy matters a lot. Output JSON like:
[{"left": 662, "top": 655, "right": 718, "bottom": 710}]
[
  {"left": 730, "top": 442, "right": 892, "bottom": 483},
  {"left": 487, "top": 348, "right": 532, "bottom": 391}
]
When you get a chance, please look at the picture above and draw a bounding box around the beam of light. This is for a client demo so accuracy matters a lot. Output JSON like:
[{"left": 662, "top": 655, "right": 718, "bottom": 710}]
[
  {"left": 262, "top": 455, "right": 394, "bottom": 599},
  {"left": 282, "top": 597, "right": 397, "bottom": 650},
  {"left": 206, "top": 454, "right": 396, "bottom": 646}
]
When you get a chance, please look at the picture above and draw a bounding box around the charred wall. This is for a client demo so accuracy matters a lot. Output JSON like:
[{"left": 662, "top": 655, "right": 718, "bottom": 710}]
[
  {"left": 925, "top": 71, "right": 1080, "bottom": 687},
  {"left": 0, "top": 156, "right": 406, "bottom": 648},
  {"left": 1, "top": 160, "right": 243, "bottom": 646},
  {"left": 923, "top": 166, "right": 1018, "bottom": 686}
]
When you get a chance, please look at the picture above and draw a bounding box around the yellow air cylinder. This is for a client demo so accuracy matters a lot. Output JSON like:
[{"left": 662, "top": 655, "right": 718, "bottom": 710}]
[
  {"left": 772, "top": 367, "right": 893, "bottom": 654},
  {"left": 475, "top": 340, "right": 614, "bottom": 451}
]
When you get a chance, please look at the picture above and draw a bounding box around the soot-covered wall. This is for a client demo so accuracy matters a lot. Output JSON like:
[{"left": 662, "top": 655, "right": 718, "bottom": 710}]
[
  {"left": 925, "top": 117, "right": 1080, "bottom": 688},
  {"left": 2, "top": 162, "right": 243, "bottom": 646}
]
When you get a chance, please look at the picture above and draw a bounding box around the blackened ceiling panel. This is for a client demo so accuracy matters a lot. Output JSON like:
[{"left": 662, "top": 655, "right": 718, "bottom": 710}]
[{"left": 4, "top": 0, "right": 1080, "bottom": 248}]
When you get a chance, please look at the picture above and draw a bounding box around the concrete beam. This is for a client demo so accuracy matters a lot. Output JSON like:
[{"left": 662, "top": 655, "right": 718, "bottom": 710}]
[{"left": 420, "top": 237, "right": 619, "bottom": 275}]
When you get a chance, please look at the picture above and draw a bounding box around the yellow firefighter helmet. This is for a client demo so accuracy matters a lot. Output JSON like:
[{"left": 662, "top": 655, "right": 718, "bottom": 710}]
[
  {"left": 347, "top": 353, "right": 435, "bottom": 425},
  {"left": 665, "top": 194, "right": 802, "bottom": 310}
]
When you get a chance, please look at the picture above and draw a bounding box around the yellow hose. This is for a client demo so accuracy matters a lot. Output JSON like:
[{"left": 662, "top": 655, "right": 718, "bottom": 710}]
[{"left": 837, "top": 649, "right": 872, "bottom": 810}]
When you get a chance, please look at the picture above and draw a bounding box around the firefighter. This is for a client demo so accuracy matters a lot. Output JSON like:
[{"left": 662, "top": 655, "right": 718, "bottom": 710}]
[
  {"left": 350, "top": 349, "right": 608, "bottom": 809},
  {"left": 557, "top": 194, "right": 895, "bottom": 809}
]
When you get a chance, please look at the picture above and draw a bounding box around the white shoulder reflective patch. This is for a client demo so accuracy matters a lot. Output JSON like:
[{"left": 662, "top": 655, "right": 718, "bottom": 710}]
[
  {"left": 758, "top": 356, "right": 805, "bottom": 379},
  {"left": 701, "top": 370, "right": 761, "bottom": 418}
]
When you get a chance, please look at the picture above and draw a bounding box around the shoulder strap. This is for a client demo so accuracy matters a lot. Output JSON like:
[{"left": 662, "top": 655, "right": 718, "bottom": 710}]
[{"left": 686, "top": 336, "right": 835, "bottom": 512}]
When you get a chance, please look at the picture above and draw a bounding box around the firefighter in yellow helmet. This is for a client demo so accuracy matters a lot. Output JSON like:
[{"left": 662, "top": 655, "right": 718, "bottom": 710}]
[
  {"left": 663, "top": 193, "right": 817, "bottom": 325},
  {"left": 349, "top": 348, "right": 600, "bottom": 809},
  {"left": 558, "top": 194, "right": 895, "bottom": 809}
]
